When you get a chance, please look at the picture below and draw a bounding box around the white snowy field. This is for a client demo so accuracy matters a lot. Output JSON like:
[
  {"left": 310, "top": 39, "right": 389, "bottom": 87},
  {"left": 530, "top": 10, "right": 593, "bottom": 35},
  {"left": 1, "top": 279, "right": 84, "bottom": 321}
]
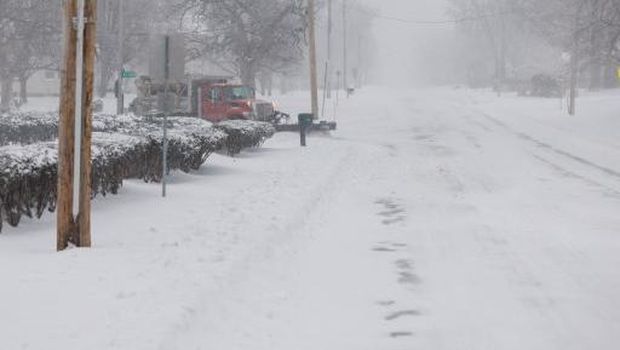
[{"left": 2, "top": 87, "right": 620, "bottom": 350}]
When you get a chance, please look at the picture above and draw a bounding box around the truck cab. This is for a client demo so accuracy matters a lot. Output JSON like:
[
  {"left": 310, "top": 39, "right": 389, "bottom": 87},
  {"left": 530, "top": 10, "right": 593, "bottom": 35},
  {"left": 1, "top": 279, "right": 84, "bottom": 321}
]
[{"left": 196, "top": 80, "right": 275, "bottom": 123}]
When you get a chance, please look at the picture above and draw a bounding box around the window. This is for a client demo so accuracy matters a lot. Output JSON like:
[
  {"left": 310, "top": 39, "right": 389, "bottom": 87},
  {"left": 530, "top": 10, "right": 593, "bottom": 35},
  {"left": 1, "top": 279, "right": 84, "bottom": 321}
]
[
  {"left": 224, "top": 86, "right": 254, "bottom": 100},
  {"left": 209, "top": 88, "right": 220, "bottom": 101}
]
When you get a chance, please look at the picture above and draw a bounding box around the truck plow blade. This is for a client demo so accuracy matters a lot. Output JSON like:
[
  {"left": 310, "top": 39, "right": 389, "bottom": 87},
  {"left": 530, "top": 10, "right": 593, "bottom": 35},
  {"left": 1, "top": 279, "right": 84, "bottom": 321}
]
[{"left": 275, "top": 121, "right": 337, "bottom": 132}]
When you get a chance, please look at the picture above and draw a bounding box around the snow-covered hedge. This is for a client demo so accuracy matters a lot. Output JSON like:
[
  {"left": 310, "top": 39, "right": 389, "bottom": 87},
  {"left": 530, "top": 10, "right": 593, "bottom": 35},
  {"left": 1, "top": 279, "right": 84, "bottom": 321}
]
[
  {"left": 213, "top": 120, "right": 276, "bottom": 155},
  {"left": 0, "top": 134, "right": 167, "bottom": 231},
  {"left": 0, "top": 143, "right": 57, "bottom": 230},
  {"left": 90, "top": 133, "right": 152, "bottom": 195},
  {"left": 0, "top": 129, "right": 223, "bottom": 232},
  {"left": 0, "top": 111, "right": 57, "bottom": 146},
  {"left": 0, "top": 113, "right": 276, "bottom": 232},
  {"left": 0, "top": 112, "right": 275, "bottom": 156},
  {"left": 92, "top": 115, "right": 229, "bottom": 181}
]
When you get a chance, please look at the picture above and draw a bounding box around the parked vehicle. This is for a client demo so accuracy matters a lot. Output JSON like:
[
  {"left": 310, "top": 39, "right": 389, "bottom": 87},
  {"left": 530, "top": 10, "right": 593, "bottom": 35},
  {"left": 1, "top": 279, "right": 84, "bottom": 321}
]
[
  {"left": 194, "top": 79, "right": 281, "bottom": 123},
  {"left": 129, "top": 75, "right": 335, "bottom": 131},
  {"left": 130, "top": 75, "right": 288, "bottom": 124}
]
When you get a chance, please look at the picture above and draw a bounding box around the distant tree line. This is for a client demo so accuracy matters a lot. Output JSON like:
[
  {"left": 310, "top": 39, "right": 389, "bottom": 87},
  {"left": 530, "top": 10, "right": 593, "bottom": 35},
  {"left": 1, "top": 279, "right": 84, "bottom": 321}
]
[{"left": 448, "top": 0, "right": 620, "bottom": 92}]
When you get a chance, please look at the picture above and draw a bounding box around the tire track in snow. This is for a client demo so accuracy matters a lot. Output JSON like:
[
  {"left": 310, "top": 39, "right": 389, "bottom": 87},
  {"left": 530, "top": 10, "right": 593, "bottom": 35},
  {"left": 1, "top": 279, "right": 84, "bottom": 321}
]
[
  {"left": 462, "top": 111, "right": 620, "bottom": 195},
  {"left": 532, "top": 154, "right": 620, "bottom": 198},
  {"left": 479, "top": 113, "right": 620, "bottom": 180}
]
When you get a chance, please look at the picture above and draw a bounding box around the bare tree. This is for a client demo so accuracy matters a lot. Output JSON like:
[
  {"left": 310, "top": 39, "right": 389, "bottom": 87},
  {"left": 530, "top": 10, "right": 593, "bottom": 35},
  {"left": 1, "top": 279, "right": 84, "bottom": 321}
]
[
  {"left": 0, "top": 0, "right": 61, "bottom": 109},
  {"left": 96, "top": 0, "right": 158, "bottom": 97},
  {"left": 178, "top": 0, "right": 308, "bottom": 88}
]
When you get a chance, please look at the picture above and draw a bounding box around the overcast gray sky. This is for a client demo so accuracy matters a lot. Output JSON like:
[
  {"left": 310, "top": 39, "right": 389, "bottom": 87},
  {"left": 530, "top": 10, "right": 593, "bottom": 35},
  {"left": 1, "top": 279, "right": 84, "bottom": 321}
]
[{"left": 359, "top": 0, "right": 453, "bottom": 85}]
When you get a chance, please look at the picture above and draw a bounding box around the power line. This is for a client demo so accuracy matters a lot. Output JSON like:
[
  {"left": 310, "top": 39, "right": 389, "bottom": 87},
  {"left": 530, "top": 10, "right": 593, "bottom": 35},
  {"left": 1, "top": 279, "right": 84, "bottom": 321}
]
[
  {"left": 373, "top": 13, "right": 462, "bottom": 25},
  {"left": 354, "top": 6, "right": 517, "bottom": 26}
]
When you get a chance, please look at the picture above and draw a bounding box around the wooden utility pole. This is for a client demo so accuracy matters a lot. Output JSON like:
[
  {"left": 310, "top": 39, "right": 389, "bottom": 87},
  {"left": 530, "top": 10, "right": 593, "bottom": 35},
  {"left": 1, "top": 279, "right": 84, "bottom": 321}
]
[
  {"left": 321, "top": 0, "right": 333, "bottom": 118},
  {"left": 78, "top": 0, "right": 97, "bottom": 247},
  {"left": 342, "top": 0, "right": 348, "bottom": 94},
  {"left": 568, "top": 3, "right": 582, "bottom": 116},
  {"left": 308, "top": 0, "right": 319, "bottom": 119},
  {"left": 327, "top": 0, "right": 333, "bottom": 99},
  {"left": 57, "top": 0, "right": 78, "bottom": 251},
  {"left": 57, "top": 0, "right": 97, "bottom": 250},
  {"left": 568, "top": 44, "right": 578, "bottom": 116}
]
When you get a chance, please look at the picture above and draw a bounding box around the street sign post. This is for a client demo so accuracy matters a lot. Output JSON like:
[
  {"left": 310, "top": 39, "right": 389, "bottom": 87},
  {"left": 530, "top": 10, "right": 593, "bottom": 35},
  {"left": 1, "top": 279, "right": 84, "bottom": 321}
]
[
  {"left": 149, "top": 34, "right": 185, "bottom": 82},
  {"left": 162, "top": 35, "right": 170, "bottom": 198}
]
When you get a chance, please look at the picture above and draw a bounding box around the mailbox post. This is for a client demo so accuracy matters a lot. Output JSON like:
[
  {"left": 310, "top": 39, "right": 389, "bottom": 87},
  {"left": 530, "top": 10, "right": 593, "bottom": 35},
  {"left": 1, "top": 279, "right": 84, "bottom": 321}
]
[{"left": 298, "top": 113, "right": 313, "bottom": 147}]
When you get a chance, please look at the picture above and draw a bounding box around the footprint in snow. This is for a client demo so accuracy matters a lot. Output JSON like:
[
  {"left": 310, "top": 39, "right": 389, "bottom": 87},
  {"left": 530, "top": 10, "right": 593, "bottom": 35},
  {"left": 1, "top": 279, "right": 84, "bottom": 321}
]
[
  {"left": 390, "top": 331, "right": 414, "bottom": 338},
  {"left": 372, "top": 246, "right": 397, "bottom": 252},
  {"left": 385, "top": 309, "right": 421, "bottom": 321},
  {"left": 398, "top": 271, "right": 422, "bottom": 286},
  {"left": 375, "top": 198, "right": 407, "bottom": 225},
  {"left": 395, "top": 258, "right": 413, "bottom": 270}
]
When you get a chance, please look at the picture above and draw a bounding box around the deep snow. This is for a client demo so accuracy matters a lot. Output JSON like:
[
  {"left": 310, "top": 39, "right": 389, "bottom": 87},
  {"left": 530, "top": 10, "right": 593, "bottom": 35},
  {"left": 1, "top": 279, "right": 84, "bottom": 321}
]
[{"left": 2, "top": 87, "right": 620, "bottom": 350}]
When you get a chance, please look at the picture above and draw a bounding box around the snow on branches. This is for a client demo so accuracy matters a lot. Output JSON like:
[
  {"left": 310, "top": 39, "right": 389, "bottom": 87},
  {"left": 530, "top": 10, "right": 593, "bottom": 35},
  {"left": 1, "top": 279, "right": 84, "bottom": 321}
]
[{"left": 0, "top": 111, "right": 58, "bottom": 146}]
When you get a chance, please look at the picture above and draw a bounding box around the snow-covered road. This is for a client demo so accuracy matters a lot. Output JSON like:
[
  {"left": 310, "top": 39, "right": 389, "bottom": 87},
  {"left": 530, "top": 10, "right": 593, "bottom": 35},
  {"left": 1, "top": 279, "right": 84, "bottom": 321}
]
[{"left": 2, "top": 88, "right": 620, "bottom": 349}]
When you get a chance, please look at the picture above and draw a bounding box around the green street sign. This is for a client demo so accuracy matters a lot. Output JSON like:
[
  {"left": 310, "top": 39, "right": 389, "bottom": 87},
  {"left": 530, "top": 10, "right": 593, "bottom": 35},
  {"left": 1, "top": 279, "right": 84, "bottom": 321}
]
[{"left": 122, "top": 70, "right": 137, "bottom": 79}]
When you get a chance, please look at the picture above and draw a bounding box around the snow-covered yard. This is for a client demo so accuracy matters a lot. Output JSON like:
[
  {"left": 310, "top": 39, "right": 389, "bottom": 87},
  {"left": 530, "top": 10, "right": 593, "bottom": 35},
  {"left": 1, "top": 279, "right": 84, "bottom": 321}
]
[{"left": 2, "top": 87, "right": 620, "bottom": 350}]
